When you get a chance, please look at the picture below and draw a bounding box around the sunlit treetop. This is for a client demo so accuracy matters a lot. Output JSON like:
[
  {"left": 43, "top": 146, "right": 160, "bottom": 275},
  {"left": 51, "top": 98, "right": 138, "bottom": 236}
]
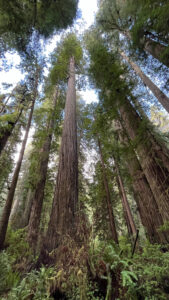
[{"left": 50, "top": 33, "right": 83, "bottom": 85}]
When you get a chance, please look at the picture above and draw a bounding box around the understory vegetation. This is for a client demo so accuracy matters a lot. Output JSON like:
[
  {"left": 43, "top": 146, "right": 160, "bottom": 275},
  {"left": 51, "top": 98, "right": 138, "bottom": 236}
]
[{"left": 0, "top": 230, "right": 169, "bottom": 299}]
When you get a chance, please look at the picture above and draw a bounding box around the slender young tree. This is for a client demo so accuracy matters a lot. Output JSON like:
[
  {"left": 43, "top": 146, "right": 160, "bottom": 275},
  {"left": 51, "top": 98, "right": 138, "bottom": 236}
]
[
  {"left": 0, "top": 69, "right": 39, "bottom": 249},
  {"left": 120, "top": 51, "right": 169, "bottom": 114},
  {"left": 0, "top": 85, "right": 29, "bottom": 155},
  {"left": 27, "top": 86, "right": 59, "bottom": 247},
  {"left": 114, "top": 156, "right": 137, "bottom": 237},
  {"left": 0, "top": 103, "right": 34, "bottom": 249},
  {"left": 97, "top": 137, "right": 118, "bottom": 243}
]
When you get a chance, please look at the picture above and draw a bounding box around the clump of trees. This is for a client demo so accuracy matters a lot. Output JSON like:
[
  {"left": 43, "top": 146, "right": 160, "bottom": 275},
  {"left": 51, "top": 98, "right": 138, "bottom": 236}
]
[{"left": 0, "top": 0, "right": 169, "bottom": 299}]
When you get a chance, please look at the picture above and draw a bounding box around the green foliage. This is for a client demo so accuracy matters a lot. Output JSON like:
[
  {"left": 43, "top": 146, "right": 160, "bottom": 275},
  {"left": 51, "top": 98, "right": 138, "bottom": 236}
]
[
  {"left": 0, "top": 0, "right": 78, "bottom": 53},
  {"left": 0, "top": 251, "right": 20, "bottom": 295},
  {"left": 158, "top": 221, "right": 169, "bottom": 233},
  {"left": 0, "top": 228, "right": 32, "bottom": 297},
  {"left": 1, "top": 266, "right": 54, "bottom": 300},
  {"left": 50, "top": 33, "right": 83, "bottom": 85},
  {"left": 5, "top": 227, "right": 32, "bottom": 263},
  {"left": 132, "top": 242, "right": 169, "bottom": 299},
  {"left": 89, "top": 239, "right": 169, "bottom": 299}
]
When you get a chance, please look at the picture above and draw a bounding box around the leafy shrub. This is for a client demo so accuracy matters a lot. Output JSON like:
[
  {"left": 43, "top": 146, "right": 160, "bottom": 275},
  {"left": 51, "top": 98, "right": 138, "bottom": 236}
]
[
  {"left": 132, "top": 242, "right": 169, "bottom": 300},
  {"left": 5, "top": 227, "right": 32, "bottom": 264},
  {"left": 1, "top": 267, "right": 54, "bottom": 300},
  {"left": 89, "top": 238, "right": 169, "bottom": 299},
  {"left": 0, "top": 251, "right": 20, "bottom": 295}
]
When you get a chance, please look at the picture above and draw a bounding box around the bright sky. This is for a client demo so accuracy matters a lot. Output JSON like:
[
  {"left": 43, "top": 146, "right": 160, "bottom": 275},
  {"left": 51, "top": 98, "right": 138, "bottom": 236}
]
[{"left": 79, "top": 0, "right": 97, "bottom": 27}]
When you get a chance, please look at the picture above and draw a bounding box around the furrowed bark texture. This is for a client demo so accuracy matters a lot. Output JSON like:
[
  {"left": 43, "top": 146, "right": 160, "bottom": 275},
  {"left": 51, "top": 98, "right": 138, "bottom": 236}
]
[
  {"left": 114, "top": 158, "right": 137, "bottom": 236},
  {"left": 44, "top": 57, "right": 78, "bottom": 252},
  {"left": 21, "top": 189, "right": 34, "bottom": 227},
  {"left": 27, "top": 87, "right": 58, "bottom": 247},
  {"left": 120, "top": 51, "right": 169, "bottom": 113},
  {"left": 120, "top": 99, "right": 169, "bottom": 224},
  {"left": 10, "top": 188, "right": 33, "bottom": 229},
  {"left": 116, "top": 176, "right": 133, "bottom": 236},
  {"left": 116, "top": 119, "right": 169, "bottom": 244},
  {"left": 0, "top": 98, "right": 35, "bottom": 249},
  {"left": 98, "top": 138, "right": 118, "bottom": 243}
]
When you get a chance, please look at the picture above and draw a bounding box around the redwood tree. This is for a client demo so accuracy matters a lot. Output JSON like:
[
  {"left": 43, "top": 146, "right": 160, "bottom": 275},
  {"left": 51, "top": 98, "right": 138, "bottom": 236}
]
[
  {"left": 0, "top": 67, "right": 39, "bottom": 249},
  {"left": 42, "top": 34, "right": 83, "bottom": 252},
  {"left": 27, "top": 86, "right": 59, "bottom": 247}
]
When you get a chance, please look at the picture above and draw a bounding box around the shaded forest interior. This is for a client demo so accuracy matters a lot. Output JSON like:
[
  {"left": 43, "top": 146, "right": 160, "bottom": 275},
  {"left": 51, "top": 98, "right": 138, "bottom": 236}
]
[{"left": 0, "top": 0, "right": 169, "bottom": 299}]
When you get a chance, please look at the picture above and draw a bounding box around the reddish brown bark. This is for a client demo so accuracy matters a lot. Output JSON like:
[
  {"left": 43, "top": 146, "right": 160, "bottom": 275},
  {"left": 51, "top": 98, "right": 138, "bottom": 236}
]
[
  {"left": 120, "top": 51, "right": 169, "bottom": 113},
  {"left": 43, "top": 57, "right": 78, "bottom": 252},
  {"left": 0, "top": 87, "right": 28, "bottom": 155},
  {"left": 27, "top": 87, "right": 58, "bottom": 248},
  {"left": 123, "top": 31, "right": 169, "bottom": 68},
  {"left": 144, "top": 38, "right": 169, "bottom": 68},
  {"left": 0, "top": 109, "right": 23, "bottom": 155},
  {"left": 97, "top": 138, "right": 118, "bottom": 244},
  {"left": 114, "top": 159, "right": 137, "bottom": 236},
  {"left": 21, "top": 189, "right": 34, "bottom": 227},
  {"left": 119, "top": 99, "right": 169, "bottom": 224},
  {"left": 0, "top": 98, "right": 35, "bottom": 249},
  {"left": 115, "top": 119, "right": 169, "bottom": 244}
]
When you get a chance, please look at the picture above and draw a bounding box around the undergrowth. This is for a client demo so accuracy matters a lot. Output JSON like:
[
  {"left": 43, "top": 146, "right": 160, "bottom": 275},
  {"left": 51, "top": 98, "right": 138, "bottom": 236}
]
[{"left": 0, "top": 229, "right": 169, "bottom": 299}]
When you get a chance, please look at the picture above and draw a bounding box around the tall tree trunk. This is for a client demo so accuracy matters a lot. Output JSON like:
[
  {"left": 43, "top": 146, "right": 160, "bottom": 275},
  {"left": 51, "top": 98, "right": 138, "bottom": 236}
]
[
  {"left": 97, "top": 137, "right": 118, "bottom": 244},
  {"left": 119, "top": 99, "right": 169, "bottom": 224},
  {"left": 116, "top": 176, "right": 133, "bottom": 236},
  {"left": 144, "top": 38, "right": 169, "bottom": 68},
  {"left": 115, "top": 119, "right": 169, "bottom": 244},
  {"left": 27, "top": 87, "right": 58, "bottom": 248},
  {"left": 0, "top": 94, "right": 12, "bottom": 114},
  {"left": 21, "top": 189, "right": 34, "bottom": 228},
  {"left": 0, "top": 94, "right": 36, "bottom": 249},
  {"left": 120, "top": 51, "right": 169, "bottom": 113},
  {"left": 0, "top": 109, "right": 23, "bottom": 155},
  {"left": 123, "top": 31, "right": 169, "bottom": 68},
  {"left": 10, "top": 188, "right": 34, "bottom": 229},
  {"left": 9, "top": 194, "right": 21, "bottom": 223},
  {"left": 43, "top": 56, "right": 78, "bottom": 252},
  {"left": 114, "top": 158, "right": 137, "bottom": 236}
]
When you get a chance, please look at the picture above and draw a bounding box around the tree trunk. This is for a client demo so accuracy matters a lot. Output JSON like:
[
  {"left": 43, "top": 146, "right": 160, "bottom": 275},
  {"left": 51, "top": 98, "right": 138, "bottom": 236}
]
[
  {"left": 9, "top": 194, "right": 21, "bottom": 223},
  {"left": 119, "top": 99, "right": 169, "bottom": 224},
  {"left": 115, "top": 119, "right": 169, "bottom": 244},
  {"left": 43, "top": 56, "right": 78, "bottom": 252},
  {"left": 116, "top": 175, "right": 133, "bottom": 236},
  {"left": 123, "top": 31, "right": 169, "bottom": 68},
  {"left": 97, "top": 138, "right": 118, "bottom": 244},
  {"left": 114, "top": 158, "right": 137, "bottom": 236},
  {"left": 120, "top": 51, "right": 169, "bottom": 113},
  {"left": 144, "top": 38, "right": 169, "bottom": 68},
  {"left": 0, "top": 110, "right": 23, "bottom": 155},
  {"left": 10, "top": 188, "right": 34, "bottom": 229},
  {"left": 21, "top": 189, "right": 34, "bottom": 228},
  {"left": 0, "top": 94, "right": 12, "bottom": 114},
  {"left": 27, "top": 87, "right": 58, "bottom": 248},
  {"left": 0, "top": 95, "right": 36, "bottom": 249}
]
